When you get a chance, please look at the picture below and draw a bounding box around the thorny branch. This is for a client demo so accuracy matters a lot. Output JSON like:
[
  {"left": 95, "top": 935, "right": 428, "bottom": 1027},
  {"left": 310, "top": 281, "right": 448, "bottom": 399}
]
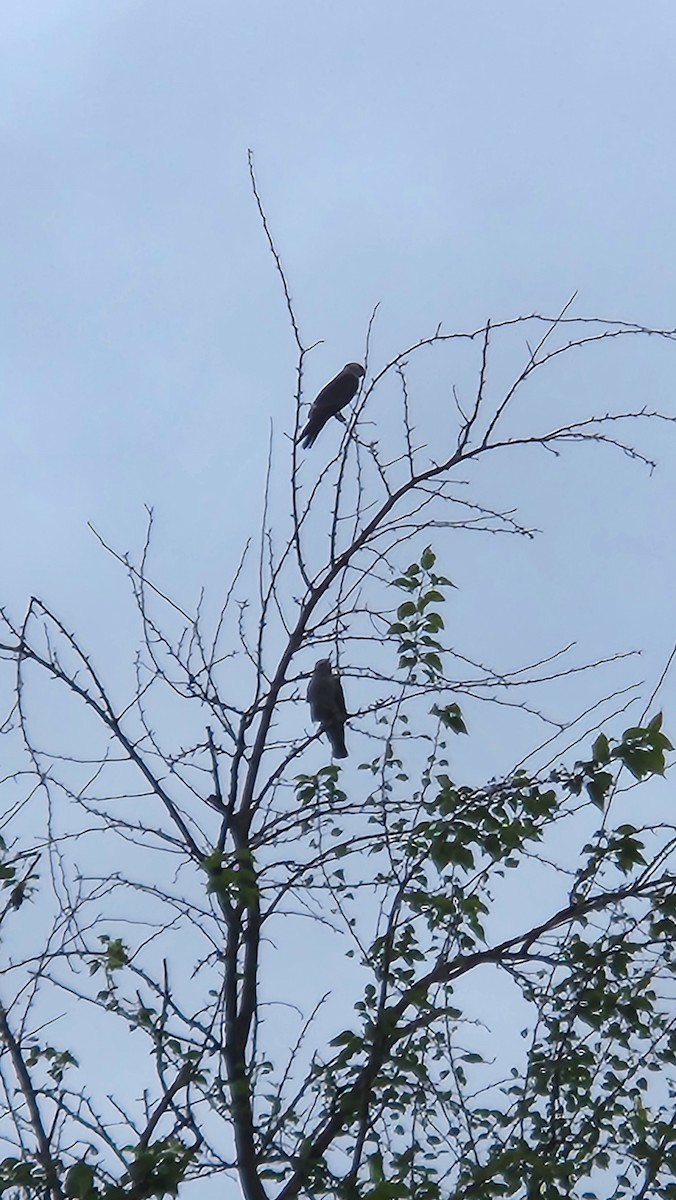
[{"left": 0, "top": 175, "right": 673, "bottom": 1200}]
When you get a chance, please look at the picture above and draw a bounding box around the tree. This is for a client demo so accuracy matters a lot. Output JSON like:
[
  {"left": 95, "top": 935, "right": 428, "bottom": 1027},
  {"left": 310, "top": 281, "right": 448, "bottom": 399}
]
[{"left": 0, "top": 169, "right": 675, "bottom": 1200}]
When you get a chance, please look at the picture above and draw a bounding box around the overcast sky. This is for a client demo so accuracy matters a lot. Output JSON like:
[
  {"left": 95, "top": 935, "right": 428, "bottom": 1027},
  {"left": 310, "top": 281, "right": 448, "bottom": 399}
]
[
  {"left": 1, "top": 2, "right": 675, "bottom": 1189},
  {"left": 2, "top": 2, "right": 675, "bottom": 640}
]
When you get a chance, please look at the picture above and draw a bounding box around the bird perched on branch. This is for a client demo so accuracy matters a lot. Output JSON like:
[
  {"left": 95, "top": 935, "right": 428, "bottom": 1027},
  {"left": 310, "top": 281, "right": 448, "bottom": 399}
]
[
  {"left": 299, "top": 363, "right": 365, "bottom": 449},
  {"left": 307, "top": 659, "right": 349, "bottom": 759}
]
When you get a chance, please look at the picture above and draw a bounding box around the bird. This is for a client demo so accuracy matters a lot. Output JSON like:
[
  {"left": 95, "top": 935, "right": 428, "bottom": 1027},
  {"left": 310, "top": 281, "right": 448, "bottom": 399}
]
[
  {"left": 299, "top": 363, "right": 365, "bottom": 449},
  {"left": 307, "top": 659, "right": 349, "bottom": 758}
]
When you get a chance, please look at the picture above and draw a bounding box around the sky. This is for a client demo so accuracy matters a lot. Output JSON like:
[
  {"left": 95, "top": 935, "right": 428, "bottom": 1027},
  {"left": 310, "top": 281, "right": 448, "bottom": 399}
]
[
  {"left": 2, "top": 0, "right": 675, "bottom": 759},
  {"left": 2, "top": 2, "right": 675, "bottom": 631},
  {"left": 1, "top": 0, "right": 676, "bottom": 1191}
]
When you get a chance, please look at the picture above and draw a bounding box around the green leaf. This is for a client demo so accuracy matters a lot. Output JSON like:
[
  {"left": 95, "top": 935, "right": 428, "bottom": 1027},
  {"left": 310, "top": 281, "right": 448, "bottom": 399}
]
[
  {"left": 432, "top": 838, "right": 475, "bottom": 871},
  {"left": 432, "top": 703, "right": 467, "bottom": 734},
  {"left": 329, "top": 1029, "right": 360, "bottom": 1048},
  {"left": 397, "top": 601, "right": 417, "bottom": 619},
  {"left": 103, "top": 938, "right": 127, "bottom": 971},
  {"left": 368, "top": 1150, "right": 385, "bottom": 1183},
  {"left": 423, "top": 652, "right": 443, "bottom": 673},
  {"left": 419, "top": 589, "right": 445, "bottom": 608},
  {"left": 592, "top": 733, "right": 610, "bottom": 764},
  {"left": 424, "top": 612, "right": 445, "bottom": 632},
  {"left": 586, "top": 773, "right": 613, "bottom": 809},
  {"left": 65, "top": 1162, "right": 96, "bottom": 1200}
]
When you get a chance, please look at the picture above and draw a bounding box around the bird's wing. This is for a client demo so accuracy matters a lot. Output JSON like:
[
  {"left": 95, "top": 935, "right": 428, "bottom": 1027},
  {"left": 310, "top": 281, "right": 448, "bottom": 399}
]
[
  {"left": 312, "top": 372, "right": 359, "bottom": 419},
  {"left": 299, "top": 371, "right": 362, "bottom": 447},
  {"left": 307, "top": 674, "right": 327, "bottom": 723},
  {"left": 332, "top": 676, "right": 348, "bottom": 721},
  {"left": 307, "top": 672, "right": 347, "bottom": 724}
]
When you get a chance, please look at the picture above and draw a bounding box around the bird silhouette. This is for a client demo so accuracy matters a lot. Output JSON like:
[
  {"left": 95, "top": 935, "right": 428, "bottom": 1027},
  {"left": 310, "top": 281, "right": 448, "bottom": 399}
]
[
  {"left": 307, "top": 659, "right": 349, "bottom": 758},
  {"left": 299, "top": 363, "right": 365, "bottom": 449}
]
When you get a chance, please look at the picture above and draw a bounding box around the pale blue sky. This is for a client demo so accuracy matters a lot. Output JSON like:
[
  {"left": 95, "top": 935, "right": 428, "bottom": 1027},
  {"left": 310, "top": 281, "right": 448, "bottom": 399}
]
[
  {"left": 2, "top": 3, "right": 674, "bottom": 683},
  {"left": 1, "top": 4, "right": 675, "bottom": 1189},
  {"left": 2, "top": 0, "right": 675, "bottom": 861}
]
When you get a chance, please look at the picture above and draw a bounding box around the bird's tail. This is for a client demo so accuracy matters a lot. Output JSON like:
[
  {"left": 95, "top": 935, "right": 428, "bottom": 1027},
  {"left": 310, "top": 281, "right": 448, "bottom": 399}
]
[{"left": 326, "top": 724, "right": 348, "bottom": 759}]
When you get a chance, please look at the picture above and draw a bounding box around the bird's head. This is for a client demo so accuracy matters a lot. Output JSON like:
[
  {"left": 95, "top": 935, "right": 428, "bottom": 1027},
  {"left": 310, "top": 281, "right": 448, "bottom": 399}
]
[
  {"left": 343, "top": 363, "right": 365, "bottom": 378},
  {"left": 313, "top": 658, "right": 333, "bottom": 674}
]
